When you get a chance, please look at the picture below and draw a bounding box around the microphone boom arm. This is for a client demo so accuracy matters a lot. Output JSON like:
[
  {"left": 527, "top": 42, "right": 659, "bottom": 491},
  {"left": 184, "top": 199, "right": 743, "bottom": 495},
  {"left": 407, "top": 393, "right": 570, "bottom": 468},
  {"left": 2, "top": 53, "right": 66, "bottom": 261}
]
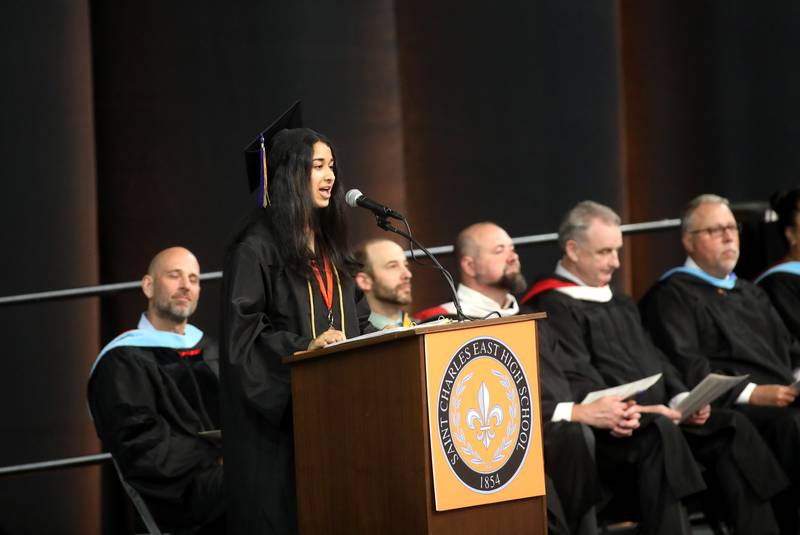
[{"left": 373, "top": 214, "right": 470, "bottom": 322}]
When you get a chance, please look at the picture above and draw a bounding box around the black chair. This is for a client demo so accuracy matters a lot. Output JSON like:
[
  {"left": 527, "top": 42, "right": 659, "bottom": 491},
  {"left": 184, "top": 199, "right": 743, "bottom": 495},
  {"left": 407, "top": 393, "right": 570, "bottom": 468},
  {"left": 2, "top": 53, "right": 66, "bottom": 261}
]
[{"left": 111, "top": 457, "right": 169, "bottom": 535}]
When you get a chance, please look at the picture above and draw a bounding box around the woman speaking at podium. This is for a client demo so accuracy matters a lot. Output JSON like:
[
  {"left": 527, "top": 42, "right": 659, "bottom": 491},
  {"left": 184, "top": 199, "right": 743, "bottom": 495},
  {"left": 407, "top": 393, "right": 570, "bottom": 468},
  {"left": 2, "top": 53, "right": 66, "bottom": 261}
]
[{"left": 220, "top": 102, "right": 374, "bottom": 535}]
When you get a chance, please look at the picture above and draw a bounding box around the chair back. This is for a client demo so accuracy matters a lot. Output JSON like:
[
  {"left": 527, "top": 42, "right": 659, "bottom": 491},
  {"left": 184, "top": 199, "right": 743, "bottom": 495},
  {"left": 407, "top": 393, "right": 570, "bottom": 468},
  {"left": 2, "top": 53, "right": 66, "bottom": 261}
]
[{"left": 111, "top": 457, "right": 166, "bottom": 535}]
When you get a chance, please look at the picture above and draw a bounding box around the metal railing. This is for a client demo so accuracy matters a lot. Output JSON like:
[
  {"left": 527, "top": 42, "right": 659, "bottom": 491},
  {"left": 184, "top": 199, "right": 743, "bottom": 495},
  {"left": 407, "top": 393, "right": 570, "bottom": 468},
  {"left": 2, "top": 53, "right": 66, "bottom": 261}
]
[
  {"left": 0, "top": 271, "right": 224, "bottom": 306},
  {"left": 0, "top": 217, "right": 681, "bottom": 477},
  {"left": 0, "top": 453, "right": 112, "bottom": 477},
  {"left": 0, "top": 219, "right": 680, "bottom": 307}
]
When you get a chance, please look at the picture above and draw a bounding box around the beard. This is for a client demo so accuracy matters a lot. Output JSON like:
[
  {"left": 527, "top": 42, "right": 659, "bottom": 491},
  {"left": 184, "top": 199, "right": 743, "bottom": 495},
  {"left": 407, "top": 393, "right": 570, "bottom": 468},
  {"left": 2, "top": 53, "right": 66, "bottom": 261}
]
[
  {"left": 372, "top": 281, "right": 412, "bottom": 307},
  {"left": 153, "top": 294, "right": 196, "bottom": 323},
  {"left": 497, "top": 271, "right": 527, "bottom": 295}
]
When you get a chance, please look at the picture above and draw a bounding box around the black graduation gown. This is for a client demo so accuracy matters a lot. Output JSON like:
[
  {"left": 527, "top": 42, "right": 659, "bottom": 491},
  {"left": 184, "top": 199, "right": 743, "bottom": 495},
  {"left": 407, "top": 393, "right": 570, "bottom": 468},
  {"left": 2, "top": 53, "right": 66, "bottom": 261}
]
[
  {"left": 531, "top": 302, "right": 705, "bottom": 535},
  {"left": 538, "top": 324, "right": 604, "bottom": 535},
  {"left": 527, "top": 279, "right": 787, "bottom": 534},
  {"left": 641, "top": 272, "right": 800, "bottom": 532},
  {"left": 640, "top": 273, "right": 799, "bottom": 400},
  {"left": 220, "top": 215, "right": 373, "bottom": 535},
  {"left": 87, "top": 337, "right": 224, "bottom": 529},
  {"left": 758, "top": 270, "right": 800, "bottom": 342}
]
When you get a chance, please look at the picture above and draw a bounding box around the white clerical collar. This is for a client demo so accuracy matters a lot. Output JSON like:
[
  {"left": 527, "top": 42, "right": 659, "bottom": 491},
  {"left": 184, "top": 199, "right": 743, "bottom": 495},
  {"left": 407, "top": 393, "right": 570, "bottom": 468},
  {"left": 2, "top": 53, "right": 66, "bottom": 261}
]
[
  {"left": 553, "top": 261, "right": 613, "bottom": 302},
  {"left": 456, "top": 284, "right": 519, "bottom": 317},
  {"left": 683, "top": 257, "right": 734, "bottom": 280}
]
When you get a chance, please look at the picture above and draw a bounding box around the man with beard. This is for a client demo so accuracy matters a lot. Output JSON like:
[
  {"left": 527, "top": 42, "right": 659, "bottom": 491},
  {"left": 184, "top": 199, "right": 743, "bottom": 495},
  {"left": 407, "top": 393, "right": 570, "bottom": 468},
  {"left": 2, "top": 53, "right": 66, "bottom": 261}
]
[
  {"left": 414, "top": 222, "right": 527, "bottom": 321},
  {"left": 523, "top": 200, "right": 787, "bottom": 535},
  {"left": 354, "top": 239, "right": 413, "bottom": 328},
  {"left": 88, "top": 247, "right": 225, "bottom": 533},
  {"left": 641, "top": 194, "right": 800, "bottom": 533},
  {"left": 415, "top": 222, "right": 647, "bottom": 535}
]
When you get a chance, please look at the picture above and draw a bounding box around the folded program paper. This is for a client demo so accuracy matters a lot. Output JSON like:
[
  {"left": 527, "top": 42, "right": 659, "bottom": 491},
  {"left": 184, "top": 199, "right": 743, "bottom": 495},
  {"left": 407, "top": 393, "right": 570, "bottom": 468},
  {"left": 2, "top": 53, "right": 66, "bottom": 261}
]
[
  {"left": 676, "top": 373, "right": 749, "bottom": 422},
  {"left": 582, "top": 373, "right": 663, "bottom": 404}
]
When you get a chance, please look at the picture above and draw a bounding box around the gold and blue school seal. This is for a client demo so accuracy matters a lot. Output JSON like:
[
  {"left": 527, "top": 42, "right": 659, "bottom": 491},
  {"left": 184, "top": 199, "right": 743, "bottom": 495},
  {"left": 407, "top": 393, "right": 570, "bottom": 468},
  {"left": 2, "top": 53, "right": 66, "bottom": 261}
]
[{"left": 436, "top": 336, "right": 533, "bottom": 493}]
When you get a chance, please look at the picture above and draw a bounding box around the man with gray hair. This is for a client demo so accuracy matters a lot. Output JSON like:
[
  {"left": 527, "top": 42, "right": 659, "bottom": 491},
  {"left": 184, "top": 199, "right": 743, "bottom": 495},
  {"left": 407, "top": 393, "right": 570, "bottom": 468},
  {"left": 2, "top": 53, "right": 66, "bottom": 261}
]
[
  {"left": 415, "top": 221, "right": 642, "bottom": 535},
  {"left": 641, "top": 193, "right": 800, "bottom": 533},
  {"left": 522, "top": 200, "right": 787, "bottom": 535}
]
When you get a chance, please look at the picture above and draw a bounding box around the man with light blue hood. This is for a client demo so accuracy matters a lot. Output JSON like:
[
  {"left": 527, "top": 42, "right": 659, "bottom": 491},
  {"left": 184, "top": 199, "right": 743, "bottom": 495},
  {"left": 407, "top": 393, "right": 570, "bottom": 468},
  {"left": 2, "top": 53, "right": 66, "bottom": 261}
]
[
  {"left": 87, "top": 247, "right": 225, "bottom": 533},
  {"left": 641, "top": 194, "right": 800, "bottom": 534}
]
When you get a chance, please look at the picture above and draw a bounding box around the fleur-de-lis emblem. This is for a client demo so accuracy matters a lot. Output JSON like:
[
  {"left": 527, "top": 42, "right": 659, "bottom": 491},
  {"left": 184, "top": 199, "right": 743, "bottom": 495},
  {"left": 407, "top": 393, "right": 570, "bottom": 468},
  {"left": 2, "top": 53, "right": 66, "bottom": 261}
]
[{"left": 466, "top": 381, "right": 504, "bottom": 449}]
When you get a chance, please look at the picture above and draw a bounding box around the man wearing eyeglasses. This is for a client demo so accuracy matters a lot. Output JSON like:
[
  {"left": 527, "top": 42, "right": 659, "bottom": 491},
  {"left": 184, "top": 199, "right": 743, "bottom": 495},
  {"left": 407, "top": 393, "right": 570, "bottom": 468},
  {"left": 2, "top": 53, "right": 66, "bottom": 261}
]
[
  {"left": 641, "top": 193, "right": 800, "bottom": 534},
  {"left": 523, "top": 200, "right": 788, "bottom": 535}
]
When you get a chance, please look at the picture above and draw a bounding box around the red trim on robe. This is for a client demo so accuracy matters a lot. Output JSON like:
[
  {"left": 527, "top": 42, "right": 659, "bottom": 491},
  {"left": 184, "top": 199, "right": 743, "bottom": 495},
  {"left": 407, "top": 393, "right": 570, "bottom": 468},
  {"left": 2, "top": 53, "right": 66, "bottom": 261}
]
[
  {"left": 178, "top": 348, "right": 203, "bottom": 358},
  {"left": 413, "top": 305, "right": 451, "bottom": 323},
  {"left": 520, "top": 278, "right": 577, "bottom": 305}
]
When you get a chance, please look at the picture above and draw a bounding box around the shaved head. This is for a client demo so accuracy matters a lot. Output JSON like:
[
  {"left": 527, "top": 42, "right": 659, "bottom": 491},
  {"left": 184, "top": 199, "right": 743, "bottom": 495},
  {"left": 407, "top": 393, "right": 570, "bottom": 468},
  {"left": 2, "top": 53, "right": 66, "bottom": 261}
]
[
  {"left": 456, "top": 222, "right": 526, "bottom": 304},
  {"left": 147, "top": 247, "right": 199, "bottom": 277},
  {"left": 455, "top": 222, "right": 496, "bottom": 260},
  {"left": 142, "top": 247, "right": 201, "bottom": 331}
]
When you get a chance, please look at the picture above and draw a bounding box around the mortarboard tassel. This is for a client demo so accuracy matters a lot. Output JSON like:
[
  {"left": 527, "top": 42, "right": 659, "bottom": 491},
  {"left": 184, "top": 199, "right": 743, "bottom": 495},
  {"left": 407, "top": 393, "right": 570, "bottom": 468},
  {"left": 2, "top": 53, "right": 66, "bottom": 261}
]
[{"left": 259, "top": 134, "right": 270, "bottom": 208}]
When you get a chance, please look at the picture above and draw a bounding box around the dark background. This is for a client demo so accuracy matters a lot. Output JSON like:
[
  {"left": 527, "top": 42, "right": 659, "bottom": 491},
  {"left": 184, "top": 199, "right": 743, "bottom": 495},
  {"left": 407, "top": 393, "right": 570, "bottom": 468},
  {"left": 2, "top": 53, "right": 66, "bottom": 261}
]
[{"left": 2, "top": 1, "right": 800, "bottom": 533}]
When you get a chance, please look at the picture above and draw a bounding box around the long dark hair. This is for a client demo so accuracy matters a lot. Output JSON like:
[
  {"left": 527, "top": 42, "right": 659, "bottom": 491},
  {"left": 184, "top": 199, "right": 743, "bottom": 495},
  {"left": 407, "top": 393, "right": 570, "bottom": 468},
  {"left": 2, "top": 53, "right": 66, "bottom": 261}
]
[
  {"left": 262, "top": 127, "right": 354, "bottom": 275},
  {"left": 770, "top": 187, "right": 800, "bottom": 247}
]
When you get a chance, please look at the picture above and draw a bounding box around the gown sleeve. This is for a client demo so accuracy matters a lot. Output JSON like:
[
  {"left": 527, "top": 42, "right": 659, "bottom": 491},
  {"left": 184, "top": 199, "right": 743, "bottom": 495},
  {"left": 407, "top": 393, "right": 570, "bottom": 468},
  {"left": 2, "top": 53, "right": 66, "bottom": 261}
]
[
  {"left": 537, "top": 323, "right": 576, "bottom": 421},
  {"left": 89, "top": 349, "right": 219, "bottom": 504},
  {"left": 222, "top": 241, "right": 310, "bottom": 427},
  {"left": 535, "top": 295, "right": 608, "bottom": 402},
  {"left": 640, "top": 283, "right": 745, "bottom": 406}
]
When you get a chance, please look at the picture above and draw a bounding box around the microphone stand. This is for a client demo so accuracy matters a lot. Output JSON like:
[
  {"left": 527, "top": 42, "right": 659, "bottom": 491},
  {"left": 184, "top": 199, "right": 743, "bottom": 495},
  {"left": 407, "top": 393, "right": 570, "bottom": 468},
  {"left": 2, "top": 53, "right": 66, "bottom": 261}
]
[{"left": 373, "top": 214, "right": 470, "bottom": 322}]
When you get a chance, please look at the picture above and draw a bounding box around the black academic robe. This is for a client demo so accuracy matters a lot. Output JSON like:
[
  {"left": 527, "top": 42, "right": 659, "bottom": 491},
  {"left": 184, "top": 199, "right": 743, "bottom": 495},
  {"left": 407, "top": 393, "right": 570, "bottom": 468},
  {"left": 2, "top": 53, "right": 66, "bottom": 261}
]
[
  {"left": 527, "top": 279, "right": 787, "bottom": 534},
  {"left": 640, "top": 273, "right": 800, "bottom": 401},
  {"left": 220, "top": 215, "right": 373, "bottom": 535},
  {"left": 641, "top": 272, "right": 800, "bottom": 532},
  {"left": 538, "top": 324, "right": 604, "bottom": 535},
  {"left": 758, "top": 270, "right": 800, "bottom": 343},
  {"left": 527, "top": 281, "right": 686, "bottom": 405},
  {"left": 536, "top": 308, "right": 706, "bottom": 535},
  {"left": 87, "top": 337, "right": 224, "bottom": 529}
]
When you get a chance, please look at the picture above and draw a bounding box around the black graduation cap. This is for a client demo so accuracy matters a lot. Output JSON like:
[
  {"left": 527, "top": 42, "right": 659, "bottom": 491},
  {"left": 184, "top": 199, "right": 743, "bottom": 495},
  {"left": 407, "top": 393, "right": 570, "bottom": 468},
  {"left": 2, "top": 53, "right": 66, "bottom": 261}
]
[{"left": 244, "top": 101, "right": 303, "bottom": 208}]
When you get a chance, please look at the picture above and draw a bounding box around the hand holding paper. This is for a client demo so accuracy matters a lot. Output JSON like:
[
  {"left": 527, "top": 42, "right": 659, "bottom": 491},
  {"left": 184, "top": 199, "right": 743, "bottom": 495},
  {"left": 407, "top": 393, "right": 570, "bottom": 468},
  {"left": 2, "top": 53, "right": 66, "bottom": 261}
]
[
  {"left": 675, "top": 373, "right": 749, "bottom": 422},
  {"left": 581, "top": 373, "right": 662, "bottom": 405},
  {"left": 681, "top": 404, "right": 711, "bottom": 426}
]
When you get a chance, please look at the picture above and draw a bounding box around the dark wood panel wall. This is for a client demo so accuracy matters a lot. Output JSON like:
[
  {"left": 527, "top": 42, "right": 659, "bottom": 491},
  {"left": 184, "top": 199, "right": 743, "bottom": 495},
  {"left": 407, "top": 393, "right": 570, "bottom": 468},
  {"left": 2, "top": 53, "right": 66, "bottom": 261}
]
[
  {"left": 2, "top": 1, "right": 800, "bottom": 532},
  {"left": 0, "top": 1, "right": 101, "bottom": 534}
]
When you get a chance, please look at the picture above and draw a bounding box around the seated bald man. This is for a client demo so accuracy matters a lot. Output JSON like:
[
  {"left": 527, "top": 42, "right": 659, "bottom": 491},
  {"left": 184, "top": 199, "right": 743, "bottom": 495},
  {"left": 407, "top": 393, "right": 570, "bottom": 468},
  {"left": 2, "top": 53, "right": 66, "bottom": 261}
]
[
  {"left": 415, "top": 222, "right": 680, "bottom": 535},
  {"left": 354, "top": 239, "right": 414, "bottom": 329},
  {"left": 88, "top": 247, "right": 225, "bottom": 533},
  {"left": 414, "top": 222, "right": 527, "bottom": 322}
]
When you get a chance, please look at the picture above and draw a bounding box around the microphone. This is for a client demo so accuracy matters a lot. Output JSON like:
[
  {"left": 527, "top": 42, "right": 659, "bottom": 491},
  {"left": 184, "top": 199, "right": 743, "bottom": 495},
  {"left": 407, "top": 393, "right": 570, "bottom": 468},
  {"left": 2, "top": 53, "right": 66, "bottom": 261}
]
[
  {"left": 348, "top": 189, "right": 468, "bottom": 321},
  {"left": 345, "top": 189, "right": 404, "bottom": 220}
]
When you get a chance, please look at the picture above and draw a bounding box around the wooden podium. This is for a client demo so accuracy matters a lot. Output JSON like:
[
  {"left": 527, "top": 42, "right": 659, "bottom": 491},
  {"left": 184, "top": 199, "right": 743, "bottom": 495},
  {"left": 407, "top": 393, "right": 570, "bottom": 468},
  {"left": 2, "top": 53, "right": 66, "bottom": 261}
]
[{"left": 285, "top": 314, "right": 547, "bottom": 535}]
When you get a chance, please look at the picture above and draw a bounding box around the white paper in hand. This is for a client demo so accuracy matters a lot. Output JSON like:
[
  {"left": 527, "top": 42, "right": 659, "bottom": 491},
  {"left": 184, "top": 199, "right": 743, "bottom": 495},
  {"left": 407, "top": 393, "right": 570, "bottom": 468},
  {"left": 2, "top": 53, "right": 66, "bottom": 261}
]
[
  {"left": 676, "top": 373, "right": 749, "bottom": 422},
  {"left": 582, "top": 373, "right": 663, "bottom": 404}
]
